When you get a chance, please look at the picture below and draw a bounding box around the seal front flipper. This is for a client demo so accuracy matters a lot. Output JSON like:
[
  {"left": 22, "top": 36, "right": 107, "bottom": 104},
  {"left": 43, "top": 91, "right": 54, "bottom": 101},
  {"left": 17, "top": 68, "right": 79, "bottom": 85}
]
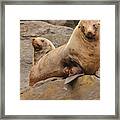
[
  {"left": 63, "top": 65, "right": 84, "bottom": 84},
  {"left": 62, "top": 55, "right": 84, "bottom": 84},
  {"left": 64, "top": 73, "right": 84, "bottom": 84}
]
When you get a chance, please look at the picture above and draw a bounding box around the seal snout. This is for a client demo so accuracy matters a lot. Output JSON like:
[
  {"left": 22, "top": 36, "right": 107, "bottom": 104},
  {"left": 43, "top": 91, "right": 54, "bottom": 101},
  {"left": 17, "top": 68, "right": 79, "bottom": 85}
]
[
  {"left": 32, "top": 38, "right": 43, "bottom": 51},
  {"left": 86, "top": 31, "right": 95, "bottom": 40}
]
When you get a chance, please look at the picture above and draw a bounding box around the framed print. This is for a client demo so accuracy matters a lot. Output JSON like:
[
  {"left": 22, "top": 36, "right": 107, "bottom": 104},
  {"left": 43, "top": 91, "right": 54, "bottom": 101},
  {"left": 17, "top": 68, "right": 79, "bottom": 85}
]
[{"left": 0, "top": 0, "right": 119, "bottom": 119}]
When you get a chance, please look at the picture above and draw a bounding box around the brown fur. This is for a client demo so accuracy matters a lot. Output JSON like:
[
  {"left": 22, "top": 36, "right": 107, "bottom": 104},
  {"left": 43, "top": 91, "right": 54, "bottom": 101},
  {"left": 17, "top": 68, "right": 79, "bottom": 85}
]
[
  {"left": 32, "top": 37, "right": 55, "bottom": 65},
  {"left": 29, "top": 20, "right": 100, "bottom": 86}
]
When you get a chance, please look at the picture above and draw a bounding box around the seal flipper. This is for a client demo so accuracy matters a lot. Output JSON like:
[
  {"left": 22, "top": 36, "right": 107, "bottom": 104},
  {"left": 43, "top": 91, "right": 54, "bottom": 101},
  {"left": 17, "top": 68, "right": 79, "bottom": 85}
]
[
  {"left": 62, "top": 55, "right": 84, "bottom": 84},
  {"left": 63, "top": 65, "right": 84, "bottom": 84},
  {"left": 64, "top": 73, "right": 84, "bottom": 84}
]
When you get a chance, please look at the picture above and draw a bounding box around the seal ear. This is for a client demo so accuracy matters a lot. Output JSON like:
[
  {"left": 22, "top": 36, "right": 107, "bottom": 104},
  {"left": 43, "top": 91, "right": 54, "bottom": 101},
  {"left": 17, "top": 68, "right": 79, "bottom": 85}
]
[
  {"left": 32, "top": 38, "right": 35, "bottom": 46},
  {"left": 77, "top": 20, "right": 81, "bottom": 27},
  {"left": 78, "top": 20, "right": 81, "bottom": 25},
  {"left": 98, "top": 20, "right": 100, "bottom": 25}
]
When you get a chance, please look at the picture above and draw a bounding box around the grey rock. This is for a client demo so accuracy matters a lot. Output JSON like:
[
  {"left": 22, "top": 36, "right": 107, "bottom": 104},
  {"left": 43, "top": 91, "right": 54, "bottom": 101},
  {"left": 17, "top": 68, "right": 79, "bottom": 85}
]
[
  {"left": 20, "top": 75, "right": 100, "bottom": 100},
  {"left": 43, "top": 20, "right": 79, "bottom": 28}
]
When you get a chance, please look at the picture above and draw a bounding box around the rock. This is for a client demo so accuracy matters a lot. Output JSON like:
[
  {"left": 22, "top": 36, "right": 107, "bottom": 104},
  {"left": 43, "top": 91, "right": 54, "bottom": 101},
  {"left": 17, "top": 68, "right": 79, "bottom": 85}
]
[
  {"left": 43, "top": 20, "right": 79, "bottom": 28},
  {"left": 43, "top": 20, "right": 67, "bottom": 26},
  {"left": 96, "top": 68, "right": 100, "bottom": 78},
  {"left": 20, "top": 75, "right": 100, "bottom": 100},
  {"left": 20, "top": 20, "right": 73, "bottom": 47}
]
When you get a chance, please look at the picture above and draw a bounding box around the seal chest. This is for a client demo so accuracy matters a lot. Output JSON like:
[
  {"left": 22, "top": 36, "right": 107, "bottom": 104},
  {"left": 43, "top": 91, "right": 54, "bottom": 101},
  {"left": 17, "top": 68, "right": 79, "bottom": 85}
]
[{"left": 66, "top": 20, "right": 100, "bottom": 74}]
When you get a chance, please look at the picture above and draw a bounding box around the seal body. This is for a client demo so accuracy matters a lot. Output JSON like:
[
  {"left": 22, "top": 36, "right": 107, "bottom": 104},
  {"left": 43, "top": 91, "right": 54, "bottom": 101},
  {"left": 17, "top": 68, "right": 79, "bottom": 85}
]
[
  {"left": 65, "top": 20, "right": 100, "bottom": 74},
  {"left": 29, "top": 20, "right": 100, "bottom": 86},
  {"left": 29, "top": 45, "right": 66, "bottom": 86}
]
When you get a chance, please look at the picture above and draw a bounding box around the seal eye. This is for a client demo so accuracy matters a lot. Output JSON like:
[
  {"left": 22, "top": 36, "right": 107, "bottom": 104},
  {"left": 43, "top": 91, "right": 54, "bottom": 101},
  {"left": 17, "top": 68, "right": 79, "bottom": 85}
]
[
  {"left": 81, "top": 25, "right": 85, "bottom": 32},
  {"left": 32, "top": 38, "right": 35, "bottom": 41},
  {"left": 82, "top": 26, "right": 84, "bottom": 29},
  {"left": 41, "top": 40, "right": 44, "bottom": 42},
  {"left": 93, "top": 24, "right": 97, "bottom": 29},
  {"left": 78, "top": 26, "right": 80, "bottom": 28}
]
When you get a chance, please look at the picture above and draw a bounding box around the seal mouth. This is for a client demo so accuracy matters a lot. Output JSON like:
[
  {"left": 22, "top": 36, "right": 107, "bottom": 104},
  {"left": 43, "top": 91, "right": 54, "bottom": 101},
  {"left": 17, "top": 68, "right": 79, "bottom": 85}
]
[
  {"left": 34, "top": 45, "right": 42, "bottom": 51},
  {"left": 82, "top": 32, "right": 96, "bottom": 42},
  {"left": 62, "top": 56, "right": 85, "bottom": 77},
  {"left": 85, "top": 33, "right": 96, "bottom": 40}
]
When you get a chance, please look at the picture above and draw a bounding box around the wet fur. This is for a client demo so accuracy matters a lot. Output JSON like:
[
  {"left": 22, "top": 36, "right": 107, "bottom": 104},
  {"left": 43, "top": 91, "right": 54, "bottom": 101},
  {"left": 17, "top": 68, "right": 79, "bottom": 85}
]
[{"left": 32, "top": 37, "right": 55, "bottom": 65}]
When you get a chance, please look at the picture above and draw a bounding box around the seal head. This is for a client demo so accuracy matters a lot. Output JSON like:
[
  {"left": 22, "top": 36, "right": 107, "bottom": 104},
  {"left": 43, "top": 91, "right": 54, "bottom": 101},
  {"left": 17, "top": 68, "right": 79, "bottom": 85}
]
[{"left": 78, "top": 20, "right": 100, "bottom": 42}]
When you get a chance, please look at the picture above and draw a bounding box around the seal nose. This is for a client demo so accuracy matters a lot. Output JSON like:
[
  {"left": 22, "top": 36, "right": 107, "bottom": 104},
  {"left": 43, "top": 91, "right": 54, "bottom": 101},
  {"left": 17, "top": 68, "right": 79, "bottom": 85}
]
[
  {"left": 86, "top": 31, "right": 96, "bottom": 40},
  {"left": 86, "top": 32, "right": 93, "bottom": 39}
]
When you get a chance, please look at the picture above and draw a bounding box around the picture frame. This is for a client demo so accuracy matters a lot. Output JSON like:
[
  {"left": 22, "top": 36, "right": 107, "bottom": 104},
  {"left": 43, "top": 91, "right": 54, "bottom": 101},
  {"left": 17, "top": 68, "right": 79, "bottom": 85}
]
[{"left": 0, "top": 0, "right": 119, "bottom": 119}]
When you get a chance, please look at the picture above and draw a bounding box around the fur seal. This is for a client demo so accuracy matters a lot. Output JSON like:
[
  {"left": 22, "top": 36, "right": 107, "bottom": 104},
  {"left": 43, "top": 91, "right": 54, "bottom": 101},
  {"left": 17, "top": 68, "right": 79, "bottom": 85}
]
[
  {"left": 29, "top": 20, "right": 100, "bottom": 86},
  {"left": 32, "top": 37, "right": 55, "bottom": 65}
]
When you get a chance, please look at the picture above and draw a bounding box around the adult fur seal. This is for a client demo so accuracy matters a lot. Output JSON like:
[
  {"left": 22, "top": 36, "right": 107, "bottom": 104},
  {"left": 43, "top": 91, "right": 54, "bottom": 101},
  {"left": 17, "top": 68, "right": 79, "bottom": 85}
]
[
  {"left": 32, "top": 37, "right": 55, "bottom": 65},
  {"left": 29, "top": 20, "right": 100, "bottom": 86}
]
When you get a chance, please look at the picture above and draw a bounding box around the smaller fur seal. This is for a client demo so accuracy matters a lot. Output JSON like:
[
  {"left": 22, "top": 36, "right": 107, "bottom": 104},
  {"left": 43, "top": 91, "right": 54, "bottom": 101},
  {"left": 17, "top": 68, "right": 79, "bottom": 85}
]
[{"left": 32, "top": 37, "right": 55, "bottom": 65}]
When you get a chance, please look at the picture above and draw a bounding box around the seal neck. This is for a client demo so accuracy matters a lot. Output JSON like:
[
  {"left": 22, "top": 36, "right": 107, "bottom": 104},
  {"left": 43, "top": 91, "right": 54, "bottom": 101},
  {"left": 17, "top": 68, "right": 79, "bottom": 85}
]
[{"left": 66, "top": 26, "right": 82, "bottom": 48}]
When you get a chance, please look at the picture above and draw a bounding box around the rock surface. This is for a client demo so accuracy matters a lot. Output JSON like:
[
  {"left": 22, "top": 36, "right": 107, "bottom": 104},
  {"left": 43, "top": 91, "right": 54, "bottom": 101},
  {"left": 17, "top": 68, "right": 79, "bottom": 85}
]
[
  {"left": 20, "top": 75, "right": 100, "bottom": 100},
  {"left": 43, "top": 20, "right": 79, "bottom": 28},
  {"left": 20, "top": 20, "right": 100, "bottom": 100},
  {"left": 20, "top": 20, "right": 73, "bottom": 47}
]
